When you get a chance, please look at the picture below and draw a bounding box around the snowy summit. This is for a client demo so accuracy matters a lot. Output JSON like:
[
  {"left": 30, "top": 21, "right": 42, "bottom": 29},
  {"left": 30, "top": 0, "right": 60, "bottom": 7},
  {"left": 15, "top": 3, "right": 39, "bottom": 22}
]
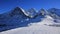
[{"left": 0, "top": 7, "right": 60, "bottom": 34}]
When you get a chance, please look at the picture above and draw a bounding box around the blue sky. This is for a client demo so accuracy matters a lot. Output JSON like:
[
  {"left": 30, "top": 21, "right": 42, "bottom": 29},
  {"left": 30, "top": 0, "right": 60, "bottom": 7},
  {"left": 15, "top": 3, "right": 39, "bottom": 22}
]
[{"left": 0, "top": 0, "right": 60, "bottom": 13}]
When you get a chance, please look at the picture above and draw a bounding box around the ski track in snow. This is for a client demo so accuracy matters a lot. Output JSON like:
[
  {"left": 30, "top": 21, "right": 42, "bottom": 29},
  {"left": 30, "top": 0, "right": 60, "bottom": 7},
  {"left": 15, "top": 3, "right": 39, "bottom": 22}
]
[{"left": 0, "top": 15, "right": 60, "bottom": 34}]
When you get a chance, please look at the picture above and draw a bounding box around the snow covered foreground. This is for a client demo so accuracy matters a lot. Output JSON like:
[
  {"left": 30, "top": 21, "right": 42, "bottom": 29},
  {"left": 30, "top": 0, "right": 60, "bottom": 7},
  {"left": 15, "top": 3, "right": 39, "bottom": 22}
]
[{"left": 0, "top": 16, "right": 60, "bottom": 34}]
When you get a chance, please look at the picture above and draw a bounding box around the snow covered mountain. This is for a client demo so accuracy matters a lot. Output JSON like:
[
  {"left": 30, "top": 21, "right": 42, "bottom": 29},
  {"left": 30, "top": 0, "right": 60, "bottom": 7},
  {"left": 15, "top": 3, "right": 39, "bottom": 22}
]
[
  {"left": 0, "top": 7, "right": 45, "bottom": 32},
  {"left": 0, "top": 7, "right": 30, "bottom": 32},
  {"left": 48, "top": 8, "right": 60, "bottom": 16},
  {"left": 48, "top": 8, "right": 60, "bottom": 23},
  {"left": 26, "top": 8, "right": 37, "bottom": 18},
  {"left": 0, "top": 7, "right": 28, "bottom": 25},
  {"left": 0, "top": 7, "right": 60, "bottom": 32}
]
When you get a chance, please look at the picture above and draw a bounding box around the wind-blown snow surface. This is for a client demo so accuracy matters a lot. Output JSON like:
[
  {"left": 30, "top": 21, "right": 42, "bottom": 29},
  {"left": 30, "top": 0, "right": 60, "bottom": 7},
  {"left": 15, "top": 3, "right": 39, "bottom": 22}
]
[{"left": 0, "top": 15, "right": 60, "bottom": 34}]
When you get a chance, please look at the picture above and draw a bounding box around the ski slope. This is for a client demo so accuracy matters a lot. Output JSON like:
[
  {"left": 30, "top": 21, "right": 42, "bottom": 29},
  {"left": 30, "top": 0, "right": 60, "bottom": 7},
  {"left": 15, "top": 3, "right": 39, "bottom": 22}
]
[{"left": 0, "top": 15, "right": 60, "bottom": 34}]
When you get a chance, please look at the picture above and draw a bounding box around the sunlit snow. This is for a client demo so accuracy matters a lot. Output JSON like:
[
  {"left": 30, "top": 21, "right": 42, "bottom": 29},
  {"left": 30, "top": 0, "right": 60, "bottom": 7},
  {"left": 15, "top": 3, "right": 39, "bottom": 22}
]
[{"left": 0, "top": 15, "right": 60, "bottom": 34}]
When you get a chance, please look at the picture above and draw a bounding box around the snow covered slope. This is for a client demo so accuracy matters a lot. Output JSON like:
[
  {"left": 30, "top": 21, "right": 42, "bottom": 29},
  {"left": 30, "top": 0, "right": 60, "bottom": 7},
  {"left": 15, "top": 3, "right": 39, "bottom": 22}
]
[
  {"left": 0, "top": 15, "right": 60, "bottom": 34},
  {"left": 0, "top": 7, "right": 45, "bottom": 32}
]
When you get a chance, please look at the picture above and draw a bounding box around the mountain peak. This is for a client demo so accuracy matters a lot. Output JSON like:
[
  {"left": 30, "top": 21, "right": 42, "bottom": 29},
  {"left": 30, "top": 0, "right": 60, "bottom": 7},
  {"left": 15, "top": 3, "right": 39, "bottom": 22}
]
[
  {"left": 26, "top": 8, "right": 37, "bottom": 18},
  {"left": 13, "top": 7, "right": 21, "bottom": 11},
  {"left": 7, "top": 7, "right": 28, "bottom": 17},
  {"left": 38, "top": 8, "right": 46, "bottom": 16}
]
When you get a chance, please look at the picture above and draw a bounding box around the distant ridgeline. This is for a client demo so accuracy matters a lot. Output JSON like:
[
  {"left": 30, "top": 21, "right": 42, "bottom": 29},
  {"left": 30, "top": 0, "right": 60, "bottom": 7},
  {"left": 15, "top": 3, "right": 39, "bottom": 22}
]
[{"left": 0, "top": 7, "right": 60, "bottom": 32}]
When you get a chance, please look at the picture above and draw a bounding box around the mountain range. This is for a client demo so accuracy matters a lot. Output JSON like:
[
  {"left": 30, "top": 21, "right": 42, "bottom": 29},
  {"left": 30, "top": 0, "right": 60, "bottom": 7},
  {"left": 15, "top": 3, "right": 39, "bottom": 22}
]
[{"left": 0, "top": 7, "right": 60, "bottom": 32}]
